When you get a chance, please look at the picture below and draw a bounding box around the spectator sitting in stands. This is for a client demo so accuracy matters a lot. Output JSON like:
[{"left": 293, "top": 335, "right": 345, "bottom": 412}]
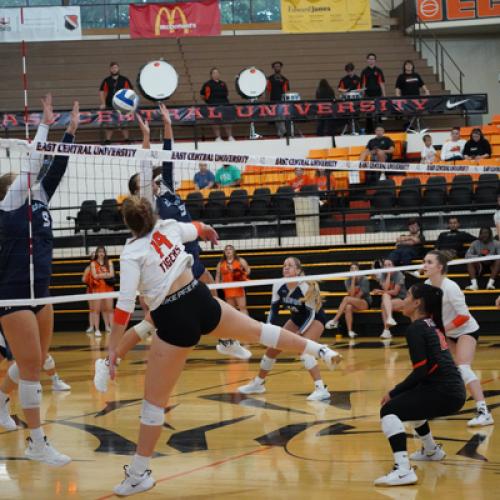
[
  {"left": 441, "top": 127, "right": 466, "bottom": 161},
  {"left": 200, "top": 68, "right": 234, "bottom": 142},
  {"left": 314, "top": 169, "right": 329, "bottom": 191},
  {"left": 360, "top": 126, "right": 394, "bottom": 183},
  {"left": 421, "top": 134, "right": 436, "bottom": 164},
  {"left": 289, "top": 168, "right": 312, "bottom": 192},
  {"left": 495, "top": 193, "right": 500, "bottom": 238},
  {"left": 315, "top": 79, "right": 336, "bottom": 136},
  {"left": 388, "top": 218, "right": 425, "bottom": 271},
  {"left": 463, "top": 128, "right": 492, "bottom": 160},
  {"left": 395, "top": 60, "right": 430, "bottom": 96},
  {"left": 215, "top": 163, "right": 241, "bottom": 188},
  {"left": 338, "top": 63, "right": 361, "bottom": 97},
  {"left": 435, "top": 216, "right": 476, "bottom": 258},
  {"left": 194, "top": 162, "right": 215, "bottom": 190},
  {"left": 465, "top": 226, "right": 500, "bottom": 290}
]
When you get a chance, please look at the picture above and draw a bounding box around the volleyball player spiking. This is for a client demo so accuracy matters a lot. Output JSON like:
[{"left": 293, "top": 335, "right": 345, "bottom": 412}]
[
  {"left": 423, "top": 250, "right": 494, "bottom": 427},
  {"left": 0, "top": 95, "right": 79, "bottom": 465},
  {"left": 238, "top": 257, "right": 331, "bottom": 401},
  {"left": 106, "top": 196, "right": 341, "bottom": 495},
  {"left": 375, "top": 283, "right": 465, "bottom": 486}
]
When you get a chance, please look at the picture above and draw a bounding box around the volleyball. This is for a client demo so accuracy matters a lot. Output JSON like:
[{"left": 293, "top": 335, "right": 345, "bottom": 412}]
[{"left": 112, "top": 88, "right": 139, "bottom": 114}]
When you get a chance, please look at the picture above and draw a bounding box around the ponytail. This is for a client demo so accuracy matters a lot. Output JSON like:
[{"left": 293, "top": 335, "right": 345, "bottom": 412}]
[
  {"left": 286, "top": 256, "right": 323, "bottom": 312},
  {"left": 409, "top": 283, "right": 445, "bottom": 332},
  {"left": 121, "top": 197, "right": 156, "bottom": 238}
]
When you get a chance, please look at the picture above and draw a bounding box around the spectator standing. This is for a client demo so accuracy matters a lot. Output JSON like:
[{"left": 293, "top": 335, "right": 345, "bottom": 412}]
[
  {"left": 338, "top": 63, "right": 361, "bottom": 97},
  {"left": 315, "top": 79, "right": 336, "bottom": 136},
  {"left": 215, "top": 164, "right": 241, "bottom": 188},
  {"left": 99, "top": 62, "right": 133, "bottom": 144},
  {"left": 388, "top": 218, "right": 425, "bottom": 269},
  {"left": 465, "top": 227, "right": 500, "bottom": 290},
  {"left": 193, "top": 162, "right": 215, "bottom": 190},
  {"left": 361, "top": 53, "right": 385, "bottom": 133},
  {"left": 463, "top": 128, "right": 492, "bottom": 159},
  {"left": 441, "top": 127, "right": 466, "bottom": 161},
  {"left": 266, "top": 61, "right": 290, "bottom": 137},
  {"left": 82, "top": 252, "right": 96, "bottom": 334},
  {"left": 421, "top": 134, "right": 436, "bottom": 164},
  {"left": 435, "top": 217, "right": 476, "bottom": 258},
  {"left": 395, "top": 60, "right": 430, "bottom": 96},
  {"left": 200, "top": 68, "right": 234, "bottom": 142}
]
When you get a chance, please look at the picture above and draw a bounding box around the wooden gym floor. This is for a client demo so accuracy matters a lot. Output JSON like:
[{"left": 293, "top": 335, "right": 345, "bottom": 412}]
[{"left": 1, "top": 333, "right": 499, "bottom": 500}]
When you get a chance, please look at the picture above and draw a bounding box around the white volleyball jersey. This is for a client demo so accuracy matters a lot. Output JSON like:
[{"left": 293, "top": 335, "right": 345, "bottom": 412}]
[
  {"left": 116, "top": 219, "right": 198, "bottom": 314},
  {"left": 425, "top": 277, "right": 479, "bottom": 338}
]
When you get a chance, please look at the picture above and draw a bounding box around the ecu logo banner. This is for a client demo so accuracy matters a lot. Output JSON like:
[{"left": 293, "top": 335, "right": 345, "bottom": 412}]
[
  {"left": 130, "top": 1, "right": 221, "bottom": 39},
  {"left": 417, "top": 0, "right": 500, "bottom": 22}
]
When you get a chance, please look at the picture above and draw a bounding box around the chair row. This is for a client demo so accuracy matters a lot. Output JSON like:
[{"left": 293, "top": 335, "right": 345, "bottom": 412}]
[{"left": 75, "top": 200, "right": 124, "bottom": 233}]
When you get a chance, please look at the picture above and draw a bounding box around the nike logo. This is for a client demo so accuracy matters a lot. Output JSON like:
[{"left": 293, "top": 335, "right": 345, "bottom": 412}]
[{"left": 446, "top": 99, "right": 470, "bottom": 109}]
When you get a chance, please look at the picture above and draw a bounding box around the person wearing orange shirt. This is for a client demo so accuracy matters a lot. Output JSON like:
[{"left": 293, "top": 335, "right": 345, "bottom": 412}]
[{"left": 289, "top": 168, "right": 312, "bottom": 192}]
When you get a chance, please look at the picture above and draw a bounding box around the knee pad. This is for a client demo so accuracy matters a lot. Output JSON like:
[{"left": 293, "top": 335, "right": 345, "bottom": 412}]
[
  {"left": 260, "top": 323, "right": 280, "bottom": 349},
  {"left": 140, "top": 400, "right": 164, "bottom": 426},
  {"left": 260, "top": 355, "right": 276, "bottom": 372},
  {"left": 408, "top": 420, "right": 427, "bottom": 430},
  {"left": 300, "top": 354, "right": 317, "bottom": 371},
  {"left": 458, "top": 364, "right": 478, "bottom": 385},
  {"left": 19, "top": 379, "right": 42, "bottom": 409},
  {"left": 381, "top": 414, "right": 405, "bottom": 439},
  {"left": 43, "top": 354, "right": 55, "bottom": 372},
  {"left": 134, "top": 320, "right": 155, "bottom": 341},
  {"left": 7, "top": 362, "right": 19, "bottom": 384}
]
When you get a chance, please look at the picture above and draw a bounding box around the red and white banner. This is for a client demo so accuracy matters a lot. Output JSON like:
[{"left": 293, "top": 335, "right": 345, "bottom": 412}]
[
  {"left": 0, "top": 6, "right": 81, "bottom": 42},
  {"left": 129, "top": 1, "right": 221, "bottom": 39}
]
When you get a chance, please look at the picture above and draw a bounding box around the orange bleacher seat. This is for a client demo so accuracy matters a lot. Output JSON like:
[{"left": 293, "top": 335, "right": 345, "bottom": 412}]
[
  {"left": 349, "top": 145, "right": 366, "bottom": 156},
  {"left": 244, "top": 165, "right": 264, "bottom": 173},
  {"left": 180, "top": 179, "right": 195, "bottom": 191},
  {"left": 492, "top": 145, "right": 500, "bottom": 158},
  {"left": 386, "top": 132, "right": 407, "bottom": 142},
  {"left": 492, "top": 115, "right": 500, "bottom": 125},
  {"left": 326, "top": 147, "right": 349, "bottom": 158},
  {"left": 477, "top": 159, "right": 500, "bottom": 167},
  {"left": 308, "top": 149, "right": 328, "bottom": 159},
  {"left": 460, "top": 126, "right": 474, "bottom": 137},
  {"left": 482, "top": 125, "right": 498, "bottom": 135},
  {"left": 490, "top": 135, "right": 500, "bottom": 145}
]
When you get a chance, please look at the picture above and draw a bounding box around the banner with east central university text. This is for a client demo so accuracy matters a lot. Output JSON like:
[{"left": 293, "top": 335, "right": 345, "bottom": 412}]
[
  {"left": 129, "top": 1, "right": 220, "bottom": 39},
  {"left": 280, "top": 0, "right": 371, "bottom": 33}
]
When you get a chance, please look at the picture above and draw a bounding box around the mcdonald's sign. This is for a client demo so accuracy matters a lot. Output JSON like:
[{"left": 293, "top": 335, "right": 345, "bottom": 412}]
[{"left": 130, "top": 1, "right": 221, "bottom": 39}]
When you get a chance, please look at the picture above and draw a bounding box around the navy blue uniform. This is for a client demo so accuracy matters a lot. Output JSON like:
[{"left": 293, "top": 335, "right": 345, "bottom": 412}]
[
  {"left": 156, "top": 139, "right": 205, "bottom": 279},
  {"left": 268, "top": 281, "right": 326, "bottom": 333},
  {"left": 0, "top": 328, "right": 13, "bottom": 361},
  {"left": 0, "top": 126, "right": 74, "bottom": 316}
]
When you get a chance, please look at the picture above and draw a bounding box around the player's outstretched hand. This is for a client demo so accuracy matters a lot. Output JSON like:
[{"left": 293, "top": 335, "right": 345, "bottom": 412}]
[
  {"left": 67, "top": 101, "right": 80, "bottom": 135},
  {"left": 41, "top": 93, "right": 54, "bottom": 126},
  {"left": 159, "top": 102, "right": 171, "bottom": 124},
  {"left": 136, "top": 113, "right": 150, "bottom": 136}
]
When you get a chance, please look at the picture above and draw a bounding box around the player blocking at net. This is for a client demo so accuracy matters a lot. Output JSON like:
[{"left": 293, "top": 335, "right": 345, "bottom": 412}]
[
  {"left": 0, "top": 95, "right": 79, "bottom": 465},
  {"left": 105, "top": 196, "right": 342, "bottom": 496}
]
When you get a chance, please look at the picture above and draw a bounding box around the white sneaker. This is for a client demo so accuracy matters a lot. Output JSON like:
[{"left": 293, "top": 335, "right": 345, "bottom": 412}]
[
  {"left": 380, "top": 330, "right": 392, "bottom": 339},
  {"left": 94, "top": 358, "right": 111, "bottom": 393},
  {"left": 113, "top": 465, "right": 155, "bottom": 496},
  {"left": 468, "top": 409, "right": 494, "bottom": 427},
  {"left": 465, "top": 284, "right": 478, "bottom": 291},
  {"left": 228, "top": 136, "right": 236, "bottom": 142},
  {"left": 25, "top": 437, "right": 71, "bottom": 466},
  {"left": 52, "top": 376, "right": 71, "bottom": 392},
  {"left": 106, "top": 325, "right": 112, "bottom": 333},
  {"left": 306, "top": 386, "right": 331, "bottom": 401},
  {"left": 386, "top": 317, "right": 397, "bottom": 327},
  {"left": 486, "top": 282, "right": 496, "bottom": 291},
  {"left": 0, "top": 398, "right": 17, "bottom": 431},
  {"left": 215, "top": 137, "right": 224, "bottom": 142},
  {"left": 216, "top": 340, "right": 252, "bottom": 360},
  {"left": 348, "top": 330, "right": 357, "bottom": 339},
  {"left": 410, "top": 444, "right": 446, "bottom": 461},
  {"left": 374, "top": 466, "right": 417, "bottom": 486},
  {"left": 238, "top": 378, "right": 266, "bottom": 395},
  {"left": 85, "top": 326, "right": 94, "bottom": 334},
  {"left": 325, "top": 319, "right": 338, "bottom": 330},
  {"left": 318, "top": 347, "right": 343, "bottom": 370},
  {"left": 95, "top": 329, "right": 102, "bottom": 338}
]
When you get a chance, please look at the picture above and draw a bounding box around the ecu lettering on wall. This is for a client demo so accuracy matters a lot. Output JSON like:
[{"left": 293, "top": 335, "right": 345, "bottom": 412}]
[{"left": 418, "top": 0, "right": 500, "bottom": 22}]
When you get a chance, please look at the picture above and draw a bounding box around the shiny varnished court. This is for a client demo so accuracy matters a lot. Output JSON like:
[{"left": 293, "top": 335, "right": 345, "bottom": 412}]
[{"left": 1, "top": 333, "right": 499, "bottom": 500}]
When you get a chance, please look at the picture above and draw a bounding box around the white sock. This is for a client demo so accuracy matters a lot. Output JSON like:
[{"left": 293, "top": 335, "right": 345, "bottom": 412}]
[
  {"left": 0, "top": 390, "right": 9, "bottom": 405},
  {"left": 51, "top": 374, "right": 58, "bottom": 382},
  {"left": 314, "top": 380, "right": 325, "bottom": 390},
  {"left": 471, "top": 278, "right": 478, "bottom": 287},
  {"left": 476, "top": 400, "right": 488, "bottom": 413},
  {"left": 129, "top": 454, "right": 150, "bottom": 476},
  {"left": 394, "top": 451, "right": 410, "bottom": 470},
  {"left": 303, "top": 339, "right": 323, "bottom": 357},
  {"left": 30, "top": 427, "right": 45, "bottom": 444},
  {"left": 254, "top": 376, "right": 265, "bottom": 385},
  {"left": 420, "top": 432, "right": 437, "bottom": 452},
  {"left": 487, "top": 278, "right": 495, "bottom": 288}
]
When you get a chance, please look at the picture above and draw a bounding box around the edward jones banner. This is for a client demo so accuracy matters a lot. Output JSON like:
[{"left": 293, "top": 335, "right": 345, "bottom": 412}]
[
  {"left": 0, "top": 6, "right": 81, "bottom": 42},
  {"left": 281, "top": 0, "right": 371, "bottom": 33},
  {"left": 417, "top": 0, "right": 500, "bottom": 22},
  {"left": 129, "top": 1, "right": 221, "bottom": 39}
]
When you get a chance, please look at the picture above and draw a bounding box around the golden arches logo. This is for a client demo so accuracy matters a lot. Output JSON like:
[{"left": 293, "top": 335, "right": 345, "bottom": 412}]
[{"left": 155, "top": 6, "right": 190, "bottom": 36}]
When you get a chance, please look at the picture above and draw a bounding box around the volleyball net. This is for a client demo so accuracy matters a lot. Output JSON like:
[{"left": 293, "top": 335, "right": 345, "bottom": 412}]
[{"left": 0, "top": 137, "right": 498, "bottom": 308}]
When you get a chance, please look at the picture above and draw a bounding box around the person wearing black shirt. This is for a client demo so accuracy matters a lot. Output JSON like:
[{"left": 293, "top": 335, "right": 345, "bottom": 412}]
[
  {"left": 266, "top": 61, "right": 290, "bottom": 137},
  {"left": 99, "top": 62, "right": 133, "bottom": 144},
  {"left": 375, "top": 283, "right": 465, "bottom": 486},
  {"left": 360, "top": 126, "right": 394, "bottom": 162},
  {"left": 463, "top": 128, "right": 492, "bottom": 159},
  {"left": 315, "top": 79, "right": 335, "bottom": 136},
  {"left": 435, "top": 217, "right": 475, "bottom": 258},
  {"left": 338, "top": 63, "right": 361, "bottom": 97},
  {"left": 361, "top": 53, "right": 385, "bottom": 132},
  {"left": 395, "top": 60, "right": 430, "bottom": 96},
  {"left": 200, "top": 68, "right": 234, "bottom": 142}
]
